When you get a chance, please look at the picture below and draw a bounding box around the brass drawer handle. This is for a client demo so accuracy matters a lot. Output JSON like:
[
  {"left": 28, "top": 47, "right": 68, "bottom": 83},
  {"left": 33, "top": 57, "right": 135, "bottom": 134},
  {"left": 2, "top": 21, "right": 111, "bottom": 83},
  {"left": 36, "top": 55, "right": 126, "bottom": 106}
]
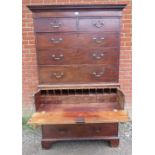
[
  {"left": 50, "top": 22, "right": 62, "bottom": 28},
  {"left": 51, "top": 54, "right": 64, "bottom": 61},
  {"left": 51, "top": 38, "right": 63, "bottom": 43},
  {"left": 58, "top": 128, "right": 68, "bottom": 134},
  {"left": 92, "top": 53, "right": 104, "bottom": 60},
  {"left": 93, "top": 20, "right": 104, "bottom": 28},
  {"left": 75, "top": 117, "right": 85, "bottom": 124},
  {"left": 52, "top": 72, "right": 64, "bottom": 79},
  {"left": 92, "top": 127, "right": 102, "bottom": 133},
  {"left": 92, "top": 71, "right": 104, "bottom": 78},
  {"left": 92, "top": 37, "right": 105, "bottom": 43}
]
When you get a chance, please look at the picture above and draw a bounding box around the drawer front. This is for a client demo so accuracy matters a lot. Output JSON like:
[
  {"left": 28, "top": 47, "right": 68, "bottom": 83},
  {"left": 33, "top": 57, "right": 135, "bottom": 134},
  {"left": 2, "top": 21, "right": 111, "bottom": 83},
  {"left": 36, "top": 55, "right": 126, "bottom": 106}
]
[
  {"left": 42, "top": 123, "right": 118, "bottom": 139},
  {"left": 79, "top": 18, "right": 119, "bottom": 32},
  {"left": 78, "top": 65, "right": 118, "bottom": 83},
  {"left": 39, "top": 65, "right": 118, "bottom": 84},
  {"left": 34, "top": 18, "right": 77, "bottom": 32},
  {"left": 36, "top": 33, "right": 78, "bottom": 49},
  {"left": 78, "top": 33, "right": 119, "bottom": 48},
  {"left": 38, "top": 48, "right": 119, "bottom": 65},
  {"left": 36, "top": 33, "right": 118, "bottom": 50}
]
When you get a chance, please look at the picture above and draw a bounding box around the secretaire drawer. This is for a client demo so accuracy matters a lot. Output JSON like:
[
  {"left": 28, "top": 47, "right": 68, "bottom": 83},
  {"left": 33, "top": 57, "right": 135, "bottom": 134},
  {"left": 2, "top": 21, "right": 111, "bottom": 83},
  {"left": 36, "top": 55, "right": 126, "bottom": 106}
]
[
  {"left": 79, "top": 18, "right": 119, "bottom": 32},
  {"left": 36, "top": 33, "right": 78, "bottom": 49},
  {"left": 38, "top": 48, "right": 119, "bottom": 65},
  {"left": 34, "top": 18, "right": 77, "bottom": 32}
]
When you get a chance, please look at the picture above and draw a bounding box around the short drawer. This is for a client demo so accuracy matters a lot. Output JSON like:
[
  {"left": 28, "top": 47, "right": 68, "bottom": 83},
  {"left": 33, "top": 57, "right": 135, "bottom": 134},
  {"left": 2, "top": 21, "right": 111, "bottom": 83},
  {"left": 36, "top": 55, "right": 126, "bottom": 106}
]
[
  {"left": 42, "top": 123, "right": 118, "bottom": 139},
  {"left": 34, "top": 18, "right": 77, "bottom": 32},
  {"left": 38, "top": 65, "right": 118, "bottom": 84},
  {"left": 79, "top": 18, "right": 119, "bottom": 32},
  {"left": 38, "top": 48, "right": 119, "bottom": 65}
]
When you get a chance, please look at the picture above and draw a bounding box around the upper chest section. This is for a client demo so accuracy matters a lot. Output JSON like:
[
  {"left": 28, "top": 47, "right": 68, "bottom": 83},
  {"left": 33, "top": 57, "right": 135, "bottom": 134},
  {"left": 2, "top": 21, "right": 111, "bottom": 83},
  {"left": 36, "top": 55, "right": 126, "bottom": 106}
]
[{"left": 28, "top": 4, "right": 125, "bottom": 33}]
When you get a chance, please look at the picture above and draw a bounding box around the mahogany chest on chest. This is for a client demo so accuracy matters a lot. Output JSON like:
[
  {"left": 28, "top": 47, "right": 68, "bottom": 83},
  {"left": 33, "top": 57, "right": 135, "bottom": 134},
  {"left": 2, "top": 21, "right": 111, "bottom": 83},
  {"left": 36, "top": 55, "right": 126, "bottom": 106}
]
[{"left": 28, "top": 4, "right": 128, "bottom": 149}]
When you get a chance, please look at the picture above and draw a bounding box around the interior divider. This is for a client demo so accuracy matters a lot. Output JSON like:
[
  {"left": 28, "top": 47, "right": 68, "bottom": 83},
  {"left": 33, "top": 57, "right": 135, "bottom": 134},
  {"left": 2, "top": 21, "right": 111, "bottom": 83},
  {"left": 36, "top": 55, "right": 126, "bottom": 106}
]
[{"left": 40, "top": 88, "right": 118, "bottom": 96}]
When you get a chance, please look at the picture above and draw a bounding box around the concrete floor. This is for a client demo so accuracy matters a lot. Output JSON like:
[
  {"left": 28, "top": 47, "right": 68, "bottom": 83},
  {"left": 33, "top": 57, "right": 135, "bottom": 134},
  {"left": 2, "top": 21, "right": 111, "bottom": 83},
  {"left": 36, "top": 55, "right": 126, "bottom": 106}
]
[{"left": 22, "top": 122, "right": 132, "bottom": 155}]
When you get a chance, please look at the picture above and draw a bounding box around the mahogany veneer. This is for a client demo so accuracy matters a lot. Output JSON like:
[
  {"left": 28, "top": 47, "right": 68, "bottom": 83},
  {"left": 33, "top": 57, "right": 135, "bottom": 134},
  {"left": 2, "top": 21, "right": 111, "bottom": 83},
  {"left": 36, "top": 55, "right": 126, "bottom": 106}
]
[{"left": 28, "top": 4, "right": 128, "bottom": 149}]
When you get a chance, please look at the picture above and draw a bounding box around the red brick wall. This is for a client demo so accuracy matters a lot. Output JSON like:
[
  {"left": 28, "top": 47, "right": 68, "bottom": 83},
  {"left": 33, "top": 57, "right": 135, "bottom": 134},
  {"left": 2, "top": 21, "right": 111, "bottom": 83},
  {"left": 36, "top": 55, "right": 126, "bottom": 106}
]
[{"left": 22, "top": 0, "right": 132, "bottom": 114}]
